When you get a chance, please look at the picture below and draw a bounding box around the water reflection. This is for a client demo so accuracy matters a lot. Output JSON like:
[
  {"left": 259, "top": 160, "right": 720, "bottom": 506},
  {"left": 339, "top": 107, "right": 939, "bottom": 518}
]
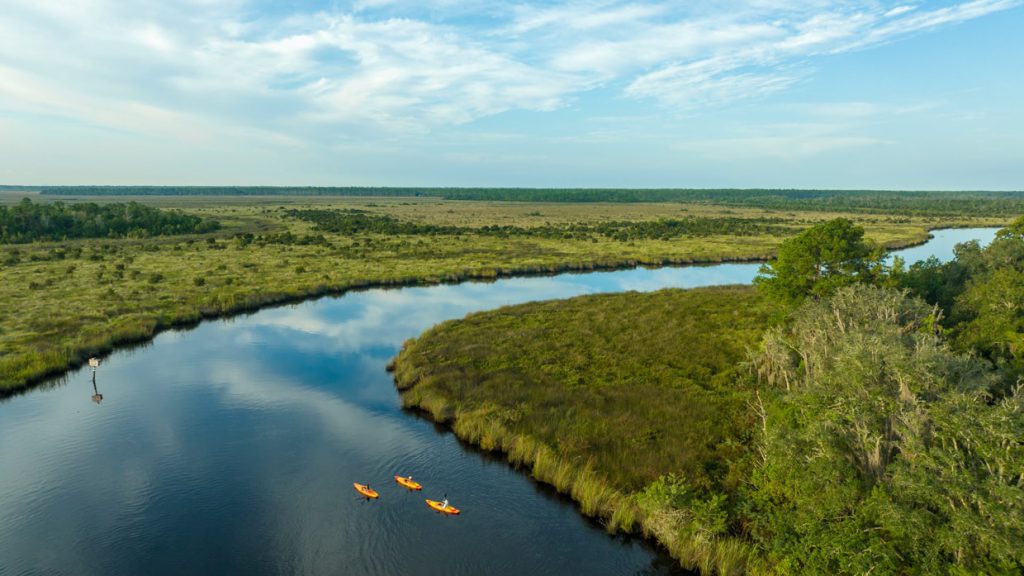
[
  {"left": 0, "top": 229, "right": 997, "bottom": 576},
  {"left": 886, "top": 227, "right": 1000, "bottom": 264},
  {"left": 239, "top": 262, "right": 764, "bottom": 362},
  {"left": 235, "top": 229, "right": 993, "bottom": 360},
  {"left": 88, "top": 358, "right": 104, "bottom": 404},
  {"left": 90, "top": 375, "right": 103, "bottom": 405}
]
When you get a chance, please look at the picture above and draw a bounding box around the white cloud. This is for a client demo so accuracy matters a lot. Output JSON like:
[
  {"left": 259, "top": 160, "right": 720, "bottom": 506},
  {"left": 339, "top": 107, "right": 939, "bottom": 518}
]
[
  {"left": 133, "top": 24, "right": 177, "bottom": 54},
  {"left": 674, "top": 121, "right": 890, "bottom": 161},
  {"left": 884, "top": 5, "right": 918, "bottom": 18},
  {"left": 832, "top": 0, "right": 1021, "bottom": 53},
  {"left": 614, "top": 0, "right": 1021, "bottom": 111},
  {"left": 507, "top": 2, "right": 668, "bottom": 34},
  {"left": 803, "top": 100, "right": 940, "bottom": 118},
  {"left": 0, "top": 0, "right": 1018, "bottom": 152},
  {"left": 625, "top": 59, "right": 803, "bottom": 110}
]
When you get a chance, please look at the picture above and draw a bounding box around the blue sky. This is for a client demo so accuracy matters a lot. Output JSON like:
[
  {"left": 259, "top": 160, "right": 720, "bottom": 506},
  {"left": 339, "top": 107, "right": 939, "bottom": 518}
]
[{"left": 0, "top": 0, "right": 1021, "bottom": 189}]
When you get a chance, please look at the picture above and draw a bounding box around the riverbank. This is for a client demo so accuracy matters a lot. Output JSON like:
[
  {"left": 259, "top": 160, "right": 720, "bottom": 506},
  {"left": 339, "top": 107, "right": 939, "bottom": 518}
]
[
  {"left": 390, "top": 223, "right": 1024, "bottom": 575},
  {"left": 391, "top": 286, "right": 774, "bottom": 574},
  {"left": 0, "top": 194, "right": 1004, "bottom": 396},
  {"left": 2, "top": 254, "right": 772, "bottom": 398}
]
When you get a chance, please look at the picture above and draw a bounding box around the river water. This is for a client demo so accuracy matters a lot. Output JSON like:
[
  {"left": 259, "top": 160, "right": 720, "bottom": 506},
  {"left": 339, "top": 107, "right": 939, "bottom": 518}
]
[{"left": 0, "top": 228, "right": 998, "bottom": 576}]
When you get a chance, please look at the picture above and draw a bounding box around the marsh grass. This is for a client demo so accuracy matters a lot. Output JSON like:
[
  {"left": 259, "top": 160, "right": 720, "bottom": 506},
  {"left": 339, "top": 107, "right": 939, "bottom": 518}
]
[
  {"left": 0, "top": 193, "right": 1004, "bottom": 394},
  {"left": 392, "top": 286, "right": 776, "bottom": 573}
]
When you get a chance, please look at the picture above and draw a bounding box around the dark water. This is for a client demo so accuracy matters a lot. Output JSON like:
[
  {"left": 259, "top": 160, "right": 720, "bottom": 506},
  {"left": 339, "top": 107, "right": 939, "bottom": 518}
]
[{"left": 0, "top": 228, "right": 997, "bottom": 576}]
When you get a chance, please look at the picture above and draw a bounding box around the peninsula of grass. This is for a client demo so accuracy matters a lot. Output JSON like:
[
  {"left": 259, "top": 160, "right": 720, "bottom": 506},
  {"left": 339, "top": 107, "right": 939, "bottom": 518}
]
[
  {"left": 0, "top": 191, "right": 1008, "bottom": 395},
  {"left": 392, "top": 286, "right": 775, "bottom": 573},
  {"left": 391, "top": 219, "right": 1024, "bottom": 575}
]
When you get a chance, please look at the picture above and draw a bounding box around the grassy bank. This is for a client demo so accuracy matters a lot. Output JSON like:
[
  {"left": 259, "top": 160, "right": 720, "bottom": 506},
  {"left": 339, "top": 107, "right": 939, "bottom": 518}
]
[
  {"left": 392, "top": 286, "right": 774, "bottom": 574},
  {"left": 391, "top": 220, "right": 1024, "bottom": 575},
  {"left": 0, "top": 192, "right": 1004, "bottom": 395}
]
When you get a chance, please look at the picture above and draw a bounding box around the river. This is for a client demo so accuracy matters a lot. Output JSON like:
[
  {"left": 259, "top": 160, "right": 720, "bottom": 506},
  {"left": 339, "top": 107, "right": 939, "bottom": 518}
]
[{"left": 0, "top": 227, "right": 999, "bottom": 576}]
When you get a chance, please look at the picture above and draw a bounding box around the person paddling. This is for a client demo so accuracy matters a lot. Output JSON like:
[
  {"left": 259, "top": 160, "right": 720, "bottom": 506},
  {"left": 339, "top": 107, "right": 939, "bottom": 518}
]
[{"left": 441, "top": 493, "right": 448, "bottom": 510}]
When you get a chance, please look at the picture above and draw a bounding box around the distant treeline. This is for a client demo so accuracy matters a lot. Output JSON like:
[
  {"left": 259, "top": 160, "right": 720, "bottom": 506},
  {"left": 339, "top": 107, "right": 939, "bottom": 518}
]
[
  {"left": 286, "top": 209, "right": 791, "bottom": 241},
  {"left": 37, "top": 185, "right": 441, "bottom": 197},
  {"left": 0, "top": 198, "right": 220, "bottom": 243},
  {"left": 33, "top": 186, "right": 1024, "bottom": 216}
]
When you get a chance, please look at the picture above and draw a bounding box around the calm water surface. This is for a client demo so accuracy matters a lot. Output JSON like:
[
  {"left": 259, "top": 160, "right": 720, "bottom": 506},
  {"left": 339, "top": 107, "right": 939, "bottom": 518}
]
[{"left": 0, "top": 228, "right": 998, "bottom": 576}]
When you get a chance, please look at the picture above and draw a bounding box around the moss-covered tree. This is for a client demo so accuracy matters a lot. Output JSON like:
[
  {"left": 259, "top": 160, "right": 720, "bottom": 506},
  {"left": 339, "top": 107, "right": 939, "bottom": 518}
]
[{"left": 749, "top": 285, "right": 1024, "bottom": 574}]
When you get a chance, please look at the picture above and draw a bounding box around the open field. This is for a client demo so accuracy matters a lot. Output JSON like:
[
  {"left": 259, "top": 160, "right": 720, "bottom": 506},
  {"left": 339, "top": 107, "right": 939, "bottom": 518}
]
[
  {"left": 16, "top": 186, "right": 1024, "bottom": 218},
  {"left": 0, "top": 191, "right": 1010, "bottom": 395}
]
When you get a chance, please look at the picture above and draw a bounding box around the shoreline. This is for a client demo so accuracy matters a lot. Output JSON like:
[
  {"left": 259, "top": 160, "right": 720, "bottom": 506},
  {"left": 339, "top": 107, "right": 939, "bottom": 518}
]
[
  {"left": 0, "top": 252, "right": 770, "bottom": 398},
  {"left": 390, "top": 329, "right": 754, "bottom": 575},
  {"left": 1, "top": 225, "right": 1001, "bottom": 573},
  {"left": 382, "top": 226, "right": 1004, "bottom": 574},
  {"left": 0, "top": 228, "right": 939, "bottom": 399}
]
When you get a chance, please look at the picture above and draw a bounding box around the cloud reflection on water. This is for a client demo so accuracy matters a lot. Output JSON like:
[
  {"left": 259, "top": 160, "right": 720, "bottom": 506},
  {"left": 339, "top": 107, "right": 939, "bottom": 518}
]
[
  {"left": 235, "top": 264, "right": 761, "bottom": 356},
  {"left": 0, "top": 228, "right": 1002, "bottom": 576}
]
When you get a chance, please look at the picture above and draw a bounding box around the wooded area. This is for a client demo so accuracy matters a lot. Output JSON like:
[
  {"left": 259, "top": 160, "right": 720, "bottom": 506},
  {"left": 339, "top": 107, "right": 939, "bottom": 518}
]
[
  {"left": 32, "top": 186, "right": 1024, "bottom": 217},
  {"left": 0, "top": 198, "right": 219, "bottom": 243}
]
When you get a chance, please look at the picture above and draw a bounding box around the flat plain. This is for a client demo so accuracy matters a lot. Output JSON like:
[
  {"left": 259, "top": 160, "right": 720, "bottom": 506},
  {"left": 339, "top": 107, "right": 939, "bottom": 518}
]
[{"left": 0, "top": 191, "right": 1006, "bottom": 394}]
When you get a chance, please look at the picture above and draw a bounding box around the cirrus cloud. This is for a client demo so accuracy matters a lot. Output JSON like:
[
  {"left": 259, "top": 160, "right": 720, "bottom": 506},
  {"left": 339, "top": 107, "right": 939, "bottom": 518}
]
[{"left": 0, "top": 0, "right": 1019, "bottom": 150}]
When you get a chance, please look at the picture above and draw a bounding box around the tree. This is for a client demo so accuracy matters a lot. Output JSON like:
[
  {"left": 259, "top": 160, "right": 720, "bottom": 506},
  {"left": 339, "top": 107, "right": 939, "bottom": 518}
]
[
  {"left": 949, "top": 219, "right": 1024, "bottom": 385},
  {"left": 748, "top": 285, "right": 1024, "bottom": 574},
  {"left": 995, "top": 214, "right": 1024, "bottom": 241},
  {"left": 754, "top": 218, "right": 883, "bottom": 304},
  {"left": 0, "top": 198, "right": 219, "bottom": 243}
]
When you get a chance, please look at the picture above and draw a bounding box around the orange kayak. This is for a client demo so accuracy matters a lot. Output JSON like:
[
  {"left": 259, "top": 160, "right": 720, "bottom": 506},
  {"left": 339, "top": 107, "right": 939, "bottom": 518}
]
[
  {"left": 426, "top": 499, "right": 460, "bottom": 515},
  {"left": 394, "top": 475, "right": 422, "bottom": 490},
  {"left": 354, "top": 483, "right": 379, "bottom": 499}
]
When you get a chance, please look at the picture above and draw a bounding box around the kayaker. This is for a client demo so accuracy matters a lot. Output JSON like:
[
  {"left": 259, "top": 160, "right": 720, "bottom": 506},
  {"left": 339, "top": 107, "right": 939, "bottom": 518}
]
[{"left": 441, "top": 494, "right": 448, "bottom": 510}]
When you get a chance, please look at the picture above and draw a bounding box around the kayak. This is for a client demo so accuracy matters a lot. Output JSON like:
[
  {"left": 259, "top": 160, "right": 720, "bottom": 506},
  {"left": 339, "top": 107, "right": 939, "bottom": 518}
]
[
  {"left": 426, "top": 499, "right": 460, "bottom": 515},
  {"left": 394, "top": 475, "right": 423, "bottom": 490},
  {"left": 354, "top": 483, "right": 379, "bottom": 499}
]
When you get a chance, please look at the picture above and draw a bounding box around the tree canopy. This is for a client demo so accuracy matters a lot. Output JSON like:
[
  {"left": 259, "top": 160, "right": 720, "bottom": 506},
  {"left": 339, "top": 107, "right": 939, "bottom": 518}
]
[
  {"left": 0, "top": 198, "right": 219, "bottom": 243},
  {"left": 892, "top": 215, "right": 1024, "bottom": 387},
  {"left": 749, "top": 284, "right": 1024, "bottom": 574},
  {"left": 754, "top": 218, "right": 883, "bottom": 304},
  {"left": 747, "top": 217, "right": 1024, "bottom": 572}
]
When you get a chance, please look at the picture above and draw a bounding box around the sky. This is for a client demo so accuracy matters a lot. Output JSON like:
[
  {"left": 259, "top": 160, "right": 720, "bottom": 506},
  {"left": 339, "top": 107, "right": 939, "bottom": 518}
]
[{"left": 0, "top": 0, "right": 1021, "bottom": 189}]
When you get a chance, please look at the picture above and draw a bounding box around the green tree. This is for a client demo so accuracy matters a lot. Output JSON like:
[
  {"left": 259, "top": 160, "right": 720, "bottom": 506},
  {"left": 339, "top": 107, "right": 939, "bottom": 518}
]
[
  {"left": 748, "top": 285, "right": 1024, "bottom": 574},
  {"left": 932, "top": 216, "right": 1024, "bottom": 387},
  {"left": 755, "top": 218, "right": 883, "bottom": 304},
  {"left": 0, "top": 198, "right": 219, "bottom": 242},
  {"left": 995, "top": 214, "right": 1024, "bottom": 241}
]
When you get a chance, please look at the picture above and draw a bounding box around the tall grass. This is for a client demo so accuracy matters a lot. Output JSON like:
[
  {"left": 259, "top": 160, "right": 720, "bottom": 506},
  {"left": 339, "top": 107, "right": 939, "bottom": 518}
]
[
  {"left": 391, "top": 286, "right": 775, "bottom": 573},
  {"left": 1, "top": 195, "right": 1002, "bottom": 395}
]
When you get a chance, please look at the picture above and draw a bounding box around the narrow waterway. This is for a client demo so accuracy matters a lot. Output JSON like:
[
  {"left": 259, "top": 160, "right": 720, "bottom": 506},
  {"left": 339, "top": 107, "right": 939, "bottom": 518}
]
[{"left": 0, "top": 228, "right": 998, "bottom": 576}]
